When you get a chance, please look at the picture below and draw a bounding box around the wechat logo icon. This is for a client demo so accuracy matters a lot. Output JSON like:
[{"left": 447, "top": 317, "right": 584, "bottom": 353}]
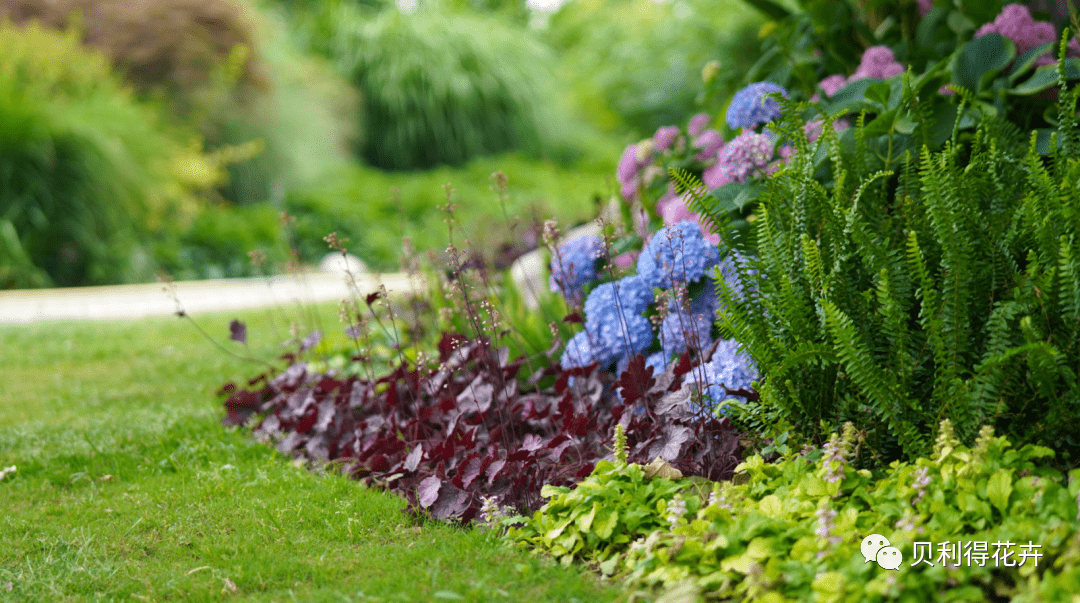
[{"left": 861, "top": 534, "right": 903, "bottom": 570}]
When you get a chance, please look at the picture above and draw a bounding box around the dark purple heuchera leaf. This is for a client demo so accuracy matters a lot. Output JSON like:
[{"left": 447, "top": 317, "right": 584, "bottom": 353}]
[
  {"left": 220, "top": 332, "right": 744, "bottom": 524},
  {"left": 418, "top": 476, "right": 441, "bottom": 508},
  {"left": 229, "top": 319, "right": 247, "bottom": 344},
  {"left": 616, "top": 353, "right": 655, "bottom": 407}
]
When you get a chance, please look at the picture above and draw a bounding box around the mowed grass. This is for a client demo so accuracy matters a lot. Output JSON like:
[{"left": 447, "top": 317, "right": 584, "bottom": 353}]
[{"left": 0, "top": 303, "right": 626, "bottom": 602}]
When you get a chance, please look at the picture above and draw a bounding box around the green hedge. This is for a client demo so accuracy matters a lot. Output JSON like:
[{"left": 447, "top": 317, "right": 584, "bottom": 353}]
[{"left": 0, "top": 21, "right": 218, "bottom": 288}]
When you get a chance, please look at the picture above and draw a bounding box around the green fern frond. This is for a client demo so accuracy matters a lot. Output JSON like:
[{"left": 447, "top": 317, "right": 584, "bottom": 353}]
[{"left": 821, "top": 299, "right": 923, "bottom": 452}]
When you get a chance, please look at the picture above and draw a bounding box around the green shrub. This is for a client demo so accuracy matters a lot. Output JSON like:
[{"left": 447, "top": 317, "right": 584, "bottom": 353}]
[
  {"left": 325, "top": 3, "right": 570, "bottom": 170},
  {"left": 0, "top": 0, "right": 267, "bottom": 115},
  {"left": 0, "top": 21, "right": 219, "bottom": 288},
  {"left": 202, "top": 1, "right": 359, "bottom": 205},
  {"left": 0, "top": 0, "right": 359, "bottom": 207},
  {"left": 510, "top": 421, "right": 1080, "bottom": 602},
  {"left": 544, "top": 0, "right": 764, "bottom": 136},
  {"left": 683, "top": 71, "right": 1080, "bottom": 464},
  {"left": 158, "top": 203, "right": 283, "bottom": 281}
]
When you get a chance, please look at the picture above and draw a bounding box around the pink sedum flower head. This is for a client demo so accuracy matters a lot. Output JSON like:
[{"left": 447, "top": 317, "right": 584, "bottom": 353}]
[
  {"left": 703, "top": 131, "right": 776, "bottom": 188},
  {"left": 850, "top": 46, "right": 905, "bottom": 82},
  {"left": 688, "top": 113, "right": 712, "bottom": 137},
  {"left": 917, "top": 0, "right": 933, "bottom": 17},
  {"left": 653, "top": 126, "right": 680, "bottom": 152},
  {"left": 976, "top": 4, "right": 1060, "bottom": 67}
]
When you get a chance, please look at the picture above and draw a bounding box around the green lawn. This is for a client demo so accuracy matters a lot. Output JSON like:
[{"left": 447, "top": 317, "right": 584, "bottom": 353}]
[{"left": 0, "top": 304, "right": 626, "bottom": 602}]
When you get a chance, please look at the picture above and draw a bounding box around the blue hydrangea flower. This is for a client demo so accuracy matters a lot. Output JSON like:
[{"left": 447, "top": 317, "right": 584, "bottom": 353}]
[
  {"left": 660, "top": 307, "right": 714, "bottom": 358},
  {"left": 549, "top": 234, "right": 604, "bottom": 305},
  {"left": 726, "top": 82, "right": 788, "bottom": 130},
  {"left": 637, "top": 221, "right": 721, "bottom": 289},
  {"left": 560, "top": 330, "right": 597, "bottom": 369},
  {"left": 584, "top": 275, "right": 654, "bottom": 320},
  {"left": 687, "top": 250, "right": 752, "bottom": 316},
  {"left": 590, "top": 312, "right": 654, "bottom": 368},
  {"left": 581, "top": 276, "right": 656, "bottom": 367},
  {"left": 689, "top": 338, "right": 759, "bottom": 413}
]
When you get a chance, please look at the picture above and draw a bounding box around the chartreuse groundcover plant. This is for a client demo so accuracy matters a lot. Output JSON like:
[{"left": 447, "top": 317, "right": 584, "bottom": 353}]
[{"left": 509, "top": 420, "right": 1080, "bottom": 602}]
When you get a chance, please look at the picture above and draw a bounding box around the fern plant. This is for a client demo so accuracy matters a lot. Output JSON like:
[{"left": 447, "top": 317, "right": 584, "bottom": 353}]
[{"left": 679, "top": 71, "right": 1080, "bottom": 467}]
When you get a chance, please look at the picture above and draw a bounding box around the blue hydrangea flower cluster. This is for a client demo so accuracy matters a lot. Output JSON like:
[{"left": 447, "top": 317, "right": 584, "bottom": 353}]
[
  {"left": 726, "top": 82, "right": 788, "bottom": 130},
  {"left": 701, "top": 338, "right": 758, "bottom": 403},
  {"left": 561, "top": 276, "right": 656, "bottom": 370},
  {"left": 678, "top": 338, "right": 758, "bottom": 414},
  {"left": 560, "top": 330, "right": 597, "bottom": 369},
  {"left": 660, "top": 308, "right": 713, "bottom": 358},
  {"left": 549, "top": 234, "right": 604, "bottom": 305},
  {"left": 584, "top": 275, "right": 653, "bottom": 319},
  {"left": 637, "top": 221, "right": 721, "bottom": 289}
]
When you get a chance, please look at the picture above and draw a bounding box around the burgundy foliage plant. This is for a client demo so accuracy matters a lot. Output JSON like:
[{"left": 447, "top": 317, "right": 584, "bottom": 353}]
[{"left": 221, "top": 332, "right": 743, "bottom": 523}]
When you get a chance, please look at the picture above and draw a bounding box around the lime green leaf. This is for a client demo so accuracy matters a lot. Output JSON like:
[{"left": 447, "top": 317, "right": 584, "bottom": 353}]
[
  {"left": 598, "top": 555, "right": 619, "bottom": 576},
  {"left": 720, "top": 553, "right": 755, "bottom": 574},
  {"left": 576, "top": 501, "right": 598, "bottom": 532},
  {"left": 987, "top": 469, "right": 1013, "bottom": 513},
  {"left": 593, "top": 506, "right": 618, "bottom": 539},
  {"left": 758, "top": 494, "right": 783, "bottom": 518}
]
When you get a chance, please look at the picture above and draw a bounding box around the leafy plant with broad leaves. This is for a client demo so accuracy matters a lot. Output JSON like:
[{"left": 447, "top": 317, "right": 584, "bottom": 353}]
[
  {"left": 578, "top": 420, "right": 1080, "bottom": 602},
  {"left": 507, "top": 456, "right": 707, "bottom": 573},
  {"left": 221, "top": 327, "right": 742, "bottom": 522}
]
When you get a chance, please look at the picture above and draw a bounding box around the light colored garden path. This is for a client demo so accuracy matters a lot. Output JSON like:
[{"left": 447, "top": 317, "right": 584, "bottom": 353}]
[{"left": 0, "top": 271, "right": 427, "bottom": 325}]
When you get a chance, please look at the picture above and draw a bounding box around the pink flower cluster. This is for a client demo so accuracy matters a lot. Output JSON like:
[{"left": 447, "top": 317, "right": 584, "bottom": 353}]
[
  {"left": 811, "top": 46, "right": 905, "bottom": 103},
  {"left": 656, "top": 187, "right": 720, "bottom": 245},
  {"left": 975, "top": 3, "right": 1080, "bottom": 67},
  {"left": 617, "top": 143, "right": 654, "bottom": 200},
  {"left": 703, "top": 131, "right": 777, "bottom": 189}
]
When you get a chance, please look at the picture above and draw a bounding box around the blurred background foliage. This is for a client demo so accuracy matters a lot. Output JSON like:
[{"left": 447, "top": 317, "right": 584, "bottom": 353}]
[
  {"left": 543, "top": 0, "right": 766, "bottom": 137},
  {"left": 0, "top": 0, "right": 767, "bottom": 287},
  {"left": 0, "top": 20, "right": 223, "bottom": 288}
]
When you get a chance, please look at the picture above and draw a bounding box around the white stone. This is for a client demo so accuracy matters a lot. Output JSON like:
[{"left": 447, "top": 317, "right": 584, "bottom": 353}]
[
  {"left": 319, "top": 252, "right": 367, "bottom": 276},
  {"left": 509, "top": 221, "right": 605, "bottom": 309}
]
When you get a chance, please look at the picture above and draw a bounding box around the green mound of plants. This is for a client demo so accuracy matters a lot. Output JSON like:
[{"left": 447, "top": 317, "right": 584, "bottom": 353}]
[
  {"left": 0, "top": 0, "right": 358, "bottom": 208},
  {"left": 680, "top": 64, "right": 1080, "bottom": 465},
  {"left": 509, "top": 420, "right": 1080, "bottom": 602},
  {"left": 0, "top": 20, "right": 220, "bottom": 288},
  {"left": 322, "top": 3, "right": 572, "bottom": 170}
]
